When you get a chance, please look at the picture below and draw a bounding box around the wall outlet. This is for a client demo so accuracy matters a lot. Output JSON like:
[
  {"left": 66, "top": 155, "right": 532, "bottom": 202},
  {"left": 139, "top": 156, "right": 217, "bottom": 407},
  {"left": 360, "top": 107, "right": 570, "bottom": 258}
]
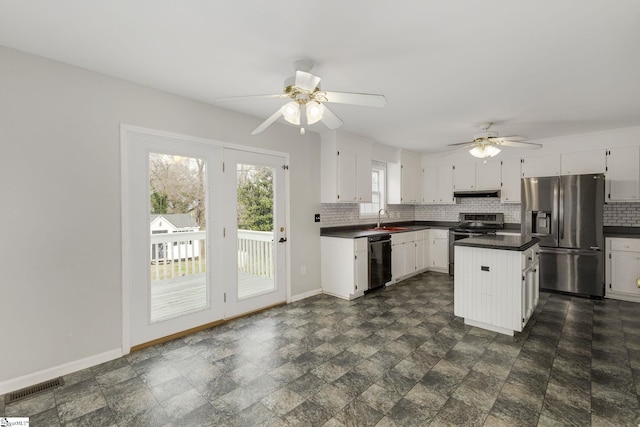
[
  {"left": 314, "top": 213, "right": 320, "bottom": 222},
  {"left": 301, "top": 265, "right": 307, "bottom": 275}
]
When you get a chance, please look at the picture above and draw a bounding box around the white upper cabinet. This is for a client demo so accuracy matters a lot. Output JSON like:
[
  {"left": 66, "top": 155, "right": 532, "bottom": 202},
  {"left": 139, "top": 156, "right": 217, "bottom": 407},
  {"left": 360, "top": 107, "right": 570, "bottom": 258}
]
[
  {"left": 452, "top": 163, "right": 476, "bottom": 191},
  {"left": 500, "top": 157, "right": 522, "bottom": 203},
  {"left": 607, "top": 146, "right": 640, "bottom": 202},
  {"left": 476, "top": 160, "right": 502, "bottom": 189},
  {"left": 321, "top": 131, "right": 372, "bottom": 203},
  {"left": 422, "top": 164, "right": 437, "bottom": 204},
  {"left": 423, "top": 160, "right": 454, "bottom": 204},
  {"left": 389, "top": 150, "right": 422, "bottom": 204},
  {"left": 561, "top": 149, "right": 606, "bottom": 175},
  {"left": 452, "top": 160, "right": 501, "bottom": 192},
  {"left": 521, "top": 154, "right": 561, "bottom": 178},
  {"left": 436, "top": 164, "right": 455, "bottom": 204}
]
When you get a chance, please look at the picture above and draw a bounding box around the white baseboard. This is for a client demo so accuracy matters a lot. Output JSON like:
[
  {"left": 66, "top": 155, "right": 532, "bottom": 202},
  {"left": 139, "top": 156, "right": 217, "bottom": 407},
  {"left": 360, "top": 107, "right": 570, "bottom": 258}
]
[
  {"left": 290, "top": 287, "right": 323, "bottom": 302},
  {"left": 0, "top": 348, "right": 123, "bottom": 396}
]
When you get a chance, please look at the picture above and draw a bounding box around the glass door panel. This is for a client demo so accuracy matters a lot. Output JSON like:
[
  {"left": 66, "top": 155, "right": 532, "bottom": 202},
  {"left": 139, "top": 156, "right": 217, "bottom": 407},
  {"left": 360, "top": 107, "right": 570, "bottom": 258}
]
[
  {"left": 224, "top": 149, "right": 287, "bottom": 318},
  {"left": 236, "top": 163, "right": 276, "bottom": 299},
  {"left": 148, "top": 153, "right": 208, "bottom": 321}
]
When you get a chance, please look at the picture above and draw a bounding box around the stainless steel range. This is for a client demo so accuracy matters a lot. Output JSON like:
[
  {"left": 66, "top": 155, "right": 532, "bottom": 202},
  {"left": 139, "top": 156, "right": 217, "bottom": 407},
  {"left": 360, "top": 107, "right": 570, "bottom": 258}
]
[{"left": 448, "top": 213, "right": 504, "bottom": 275}]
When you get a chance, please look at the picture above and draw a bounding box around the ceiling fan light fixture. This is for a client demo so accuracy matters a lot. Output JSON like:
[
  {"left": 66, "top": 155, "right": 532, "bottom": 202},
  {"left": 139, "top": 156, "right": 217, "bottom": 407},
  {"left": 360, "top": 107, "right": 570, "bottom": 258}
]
[
  {"left": 469, "top": 145, "right": 501, "bottom": 159},
  {"left": 306, "top": 101, "right": 324, "bottom": 125},
  {"left": 282, "top": 101, "right": 300, "bottom": 125}
]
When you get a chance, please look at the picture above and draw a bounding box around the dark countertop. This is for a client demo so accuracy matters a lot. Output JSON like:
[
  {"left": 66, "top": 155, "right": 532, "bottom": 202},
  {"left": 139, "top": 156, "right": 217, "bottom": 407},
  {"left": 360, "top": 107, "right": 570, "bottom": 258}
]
[
  {"left": 320, "top": 221, "right": 454, "bottom": 239},
  {"left": 320, "top": 221, "right": 522, "bottom": 239},
  {"left": 604, "top": 226, "right": 640, "bottom": 238},
  {"left": 454, "top": 235, "right": 540, "bottom": 252}
]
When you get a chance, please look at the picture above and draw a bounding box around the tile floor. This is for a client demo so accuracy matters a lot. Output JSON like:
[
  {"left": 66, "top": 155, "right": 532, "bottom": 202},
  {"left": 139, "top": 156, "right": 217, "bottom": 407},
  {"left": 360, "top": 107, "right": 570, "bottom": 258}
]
[{"left": 3, "top": 272, "right": 640, "bottom": 426}]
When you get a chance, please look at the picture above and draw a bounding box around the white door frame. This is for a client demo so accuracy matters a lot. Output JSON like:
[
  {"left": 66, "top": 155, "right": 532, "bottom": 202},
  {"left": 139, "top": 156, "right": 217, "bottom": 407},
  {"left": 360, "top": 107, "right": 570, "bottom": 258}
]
[{"left": 121, "top": 125, "right": 291, "bottom": 353}]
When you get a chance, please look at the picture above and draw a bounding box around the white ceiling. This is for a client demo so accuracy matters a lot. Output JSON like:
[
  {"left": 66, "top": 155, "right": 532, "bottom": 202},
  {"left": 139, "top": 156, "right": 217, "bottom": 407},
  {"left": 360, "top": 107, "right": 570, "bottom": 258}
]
[{"left": 2, "top": 1, "right": 640, "bottom": 153}]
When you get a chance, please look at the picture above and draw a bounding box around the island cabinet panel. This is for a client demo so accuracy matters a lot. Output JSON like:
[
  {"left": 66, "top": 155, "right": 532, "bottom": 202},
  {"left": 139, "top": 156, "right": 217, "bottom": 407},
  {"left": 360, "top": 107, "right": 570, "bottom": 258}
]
[{"left": 454, "top": 243, "right": 539, "bottom": 335}]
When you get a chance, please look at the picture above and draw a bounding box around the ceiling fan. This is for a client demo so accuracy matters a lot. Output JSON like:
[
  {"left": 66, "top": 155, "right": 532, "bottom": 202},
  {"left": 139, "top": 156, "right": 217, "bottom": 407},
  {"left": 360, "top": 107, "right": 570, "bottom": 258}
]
[
  {"left": 218, "top": 60, "right": 387, "bottom": 135},
  {"left": 448, "top": 122, "right": 542, "bottom": 158}
]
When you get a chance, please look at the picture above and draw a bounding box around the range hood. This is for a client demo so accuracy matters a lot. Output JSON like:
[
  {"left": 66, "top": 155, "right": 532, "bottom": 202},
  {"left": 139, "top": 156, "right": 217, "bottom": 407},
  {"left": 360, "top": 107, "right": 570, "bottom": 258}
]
[{"left": 454, "top": 190, "right": 501, "bottom": 198}]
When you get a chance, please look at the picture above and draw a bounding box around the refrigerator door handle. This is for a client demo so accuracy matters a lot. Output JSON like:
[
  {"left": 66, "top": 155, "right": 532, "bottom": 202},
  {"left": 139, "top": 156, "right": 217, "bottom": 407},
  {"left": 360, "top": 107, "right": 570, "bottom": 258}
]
[
  {"left": 559, "top": 182, "right": 564, "bottom": 241},
  {"left": 590, "top": 246, "right": 601, "bottom": 251}
]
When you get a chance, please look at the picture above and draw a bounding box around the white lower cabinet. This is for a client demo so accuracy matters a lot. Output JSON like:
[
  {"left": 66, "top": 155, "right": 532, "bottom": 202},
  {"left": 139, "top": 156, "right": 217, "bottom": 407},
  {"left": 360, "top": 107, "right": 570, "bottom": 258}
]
[
  {"left": 454, "top": 244, "right": 539, "bottom": 335},
  {"left": 391, "top": 231, "right": 416, "bottom": 282},
  {"left": 606, "top": 237, "right": 640, "bottom": 303},
  {"left": 429, "top": 229, "right": 449, "bottom": 273},
  {"left": 390, "top": 230, "right": 431, "bottom": 283},
  {"left": 321, "top": 237, "right": 367, "bottom": 300},
  {"left": 416, "top": 230, "right": 429, "bottom": 271}
]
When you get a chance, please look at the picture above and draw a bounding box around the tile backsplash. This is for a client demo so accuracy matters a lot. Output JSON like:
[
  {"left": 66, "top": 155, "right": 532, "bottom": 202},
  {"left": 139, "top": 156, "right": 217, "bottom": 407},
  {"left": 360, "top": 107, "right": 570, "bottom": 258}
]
[
  {"left": 415, "top": 199, "right": 521, "bottom": 224},
  {"left": 604, "top": 202, "right": 640, "bottom": 226},
  {"left": 320, "top": 204, "right": 415, "bottom": 227},
  {"left": 321, "top": 200, "right": 640, "bottom": 227}
]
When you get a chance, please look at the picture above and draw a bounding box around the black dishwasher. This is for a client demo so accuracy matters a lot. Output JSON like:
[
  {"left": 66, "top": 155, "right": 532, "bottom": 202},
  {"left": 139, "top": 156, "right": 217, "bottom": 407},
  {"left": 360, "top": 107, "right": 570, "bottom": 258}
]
[{"left": 367, "top": 234, "right": 392, "bottom": 292}]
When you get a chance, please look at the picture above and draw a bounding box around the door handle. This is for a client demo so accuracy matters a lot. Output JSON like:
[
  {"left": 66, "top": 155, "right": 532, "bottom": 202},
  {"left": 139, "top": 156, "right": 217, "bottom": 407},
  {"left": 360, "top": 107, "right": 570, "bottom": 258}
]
[{"left": 278, "top": 237, "right": 288, "bottom": 243}]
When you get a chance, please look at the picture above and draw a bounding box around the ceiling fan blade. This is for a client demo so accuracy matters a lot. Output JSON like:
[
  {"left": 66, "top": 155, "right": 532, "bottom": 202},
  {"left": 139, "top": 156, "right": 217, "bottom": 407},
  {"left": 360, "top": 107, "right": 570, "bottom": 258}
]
[
  {"left": 322, "top": 91, "right": 387, "bottom": 108},
  {"left": 295, "top": 70, "right": 321, "bottom": 92},
  {"left": 447, "top": 141, "right": 475, "bottom": 147},
  {"left": 491, "top": 135, "right": 527, "bottom": 142},
  {"left": 217, "top": 94, "right": 284, "bottom": 102},
  {"left": 320, "top": 105, "right": 343, "bottom": 129},
  {"left": 251, "top": 108, "right": 284, "bottom": 135},
  {"left": 499, "top": 140, "right": 542, "bottom": 149},
  {"left": 439, "top": 143, "right": 477, "bottom": 157}
]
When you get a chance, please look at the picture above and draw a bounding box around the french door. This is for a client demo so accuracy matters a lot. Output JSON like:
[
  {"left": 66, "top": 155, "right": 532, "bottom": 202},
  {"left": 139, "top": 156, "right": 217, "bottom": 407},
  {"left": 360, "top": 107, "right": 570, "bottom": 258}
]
[
  {"left": 123, "top": 127, "right": 287, "bottom": 348},
  {"left": 223, "top": 149, "right": 287, "bottom": 318}
]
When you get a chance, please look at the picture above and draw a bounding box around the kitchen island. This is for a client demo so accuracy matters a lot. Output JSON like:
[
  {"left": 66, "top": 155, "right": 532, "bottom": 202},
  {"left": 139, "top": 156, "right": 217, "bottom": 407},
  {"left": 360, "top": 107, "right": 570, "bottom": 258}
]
[{"left": 453, "top": 235, "right": 540, "bottom": 336}]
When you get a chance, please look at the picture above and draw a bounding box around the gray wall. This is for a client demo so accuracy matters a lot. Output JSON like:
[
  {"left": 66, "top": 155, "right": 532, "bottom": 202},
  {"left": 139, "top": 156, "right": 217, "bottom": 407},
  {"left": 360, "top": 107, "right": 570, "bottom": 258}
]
[{"left": 0, "top": 46, "right": 321, "bottom": 387}]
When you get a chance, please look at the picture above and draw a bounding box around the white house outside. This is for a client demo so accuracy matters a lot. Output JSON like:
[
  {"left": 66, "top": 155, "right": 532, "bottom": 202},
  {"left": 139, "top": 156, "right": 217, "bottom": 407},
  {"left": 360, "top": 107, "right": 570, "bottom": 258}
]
[{"left": 150, "top": 213, "right": 201, "bottom": 262}]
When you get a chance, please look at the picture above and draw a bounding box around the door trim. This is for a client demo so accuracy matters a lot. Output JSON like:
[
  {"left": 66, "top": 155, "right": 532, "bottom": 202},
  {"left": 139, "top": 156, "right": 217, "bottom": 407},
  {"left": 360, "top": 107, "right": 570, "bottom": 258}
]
[{"left": 120, "top": 124, "right": 291, "bottom": 354}]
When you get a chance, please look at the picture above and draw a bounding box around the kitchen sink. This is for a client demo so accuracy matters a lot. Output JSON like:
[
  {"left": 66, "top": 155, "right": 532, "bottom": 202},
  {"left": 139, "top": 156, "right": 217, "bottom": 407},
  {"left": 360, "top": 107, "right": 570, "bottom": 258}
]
[{"left": 365, "top": 226, "right": 409, "bottom": 232}]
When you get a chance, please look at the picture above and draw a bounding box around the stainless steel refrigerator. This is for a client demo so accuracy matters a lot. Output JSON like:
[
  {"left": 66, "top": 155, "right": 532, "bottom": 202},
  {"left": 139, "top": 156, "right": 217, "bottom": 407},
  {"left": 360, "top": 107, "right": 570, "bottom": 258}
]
[{"left": 521, "top": 174, "right": 605, "bottom": 297}]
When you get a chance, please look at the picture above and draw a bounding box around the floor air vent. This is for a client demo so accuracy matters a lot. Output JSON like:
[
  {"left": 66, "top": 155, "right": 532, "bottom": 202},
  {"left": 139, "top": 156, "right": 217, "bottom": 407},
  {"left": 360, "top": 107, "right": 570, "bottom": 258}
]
[{"left": 4, "top": 377, "right": 64, "bottom": 404}]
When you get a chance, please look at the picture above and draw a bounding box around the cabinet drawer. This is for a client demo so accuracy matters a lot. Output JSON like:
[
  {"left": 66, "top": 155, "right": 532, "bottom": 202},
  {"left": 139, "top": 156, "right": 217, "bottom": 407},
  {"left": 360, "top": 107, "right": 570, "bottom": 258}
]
[
  {"left": 611, "top": 238, "right": 640, "bottom": 252},
  {"left": 392, "top": 231, "right": 416, "bottom": 245},
  {"left": 430, "top": 229, "right": 449, "bottom": 239},
  {"left": 355, "top": 238, "right": 368, "bottom": 252}
]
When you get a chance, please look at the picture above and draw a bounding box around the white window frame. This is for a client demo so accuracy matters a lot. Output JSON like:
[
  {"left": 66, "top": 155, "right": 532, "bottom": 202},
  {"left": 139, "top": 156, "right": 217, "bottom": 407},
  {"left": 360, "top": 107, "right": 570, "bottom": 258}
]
[{"left": 360, "top": 161, "right": 386, "bottom": 218}]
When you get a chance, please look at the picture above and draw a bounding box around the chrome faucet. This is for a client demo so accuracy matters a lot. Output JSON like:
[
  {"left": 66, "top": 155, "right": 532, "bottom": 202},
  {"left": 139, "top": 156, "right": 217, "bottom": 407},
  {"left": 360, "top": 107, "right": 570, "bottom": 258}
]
[{"left": 377, "top": 208, "right": 388, "bottom": 228}]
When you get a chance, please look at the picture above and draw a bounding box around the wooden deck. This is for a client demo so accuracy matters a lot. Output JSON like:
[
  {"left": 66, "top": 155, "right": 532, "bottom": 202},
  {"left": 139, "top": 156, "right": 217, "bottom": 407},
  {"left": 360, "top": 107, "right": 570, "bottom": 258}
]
[{"left": 150, "top": 271, "right": 274, "bottom": 321}]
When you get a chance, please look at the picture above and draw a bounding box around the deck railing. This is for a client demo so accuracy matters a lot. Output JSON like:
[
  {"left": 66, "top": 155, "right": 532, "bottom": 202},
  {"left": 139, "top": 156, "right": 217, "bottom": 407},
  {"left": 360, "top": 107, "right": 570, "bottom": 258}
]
[
  {"left": 237, "top": 229, "right": 274, "bottom": 278},
  {"left": 150, "top": 229, "right": 273, "bottom": 280}
]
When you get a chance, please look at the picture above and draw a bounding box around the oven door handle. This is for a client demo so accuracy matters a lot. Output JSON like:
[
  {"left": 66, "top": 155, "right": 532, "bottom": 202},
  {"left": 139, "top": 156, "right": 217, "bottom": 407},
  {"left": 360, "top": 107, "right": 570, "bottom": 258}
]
[{"left": 451, "top": 232, "right": 483, "bottom": 237}]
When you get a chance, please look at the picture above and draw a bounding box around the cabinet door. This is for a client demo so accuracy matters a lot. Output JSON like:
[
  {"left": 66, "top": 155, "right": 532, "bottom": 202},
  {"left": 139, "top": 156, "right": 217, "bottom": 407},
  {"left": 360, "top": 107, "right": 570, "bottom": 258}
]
[
  {"left": 401, "top": 154, "right": 422, "bottom": 203},
  {"left": 403, "top": 242, "right": 417, "bottom": 275},
  {"left": 561, "top": 149, "right": 606, "bottom": 175},
  {"left": 356, "top": 148, "right": 372, "bottom": 203},
  {"left": 337, "top": 147, "right": 358, "bottom": 202},
  {"left": 416, "top": 234, "right": 428, "bottom": 271},
  {"left": 521, "top": 155, "right": 561, "bottom": 178},
  {"left": 476, "top": 160, "right": 501, "bottom": 190},
  {"left": 501, "top": 158, "right": 522, "bottom": 203},
  {"left": 453, "top": 163, "right": 476, "bottom": 191},
  {"left": 422, "top": 165, "right": 437, "bottom": 204},
  {"left": 610, "top": 251, "right": 640, "bottom": 296},
  {"left": 355, "top": 247, "right": 368, "bottom": 293},
  {"left": 391, "top": 242, "right": 404, "bottom": 280},
  {"left": 607, "top": 146, "right": 640, "bottom": 202},
  {"left": 432, "top": 237, "right": 449, "bottom": 270},
  {"left": 436, "top": 165, "right": 455, "bottom": 204}
]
